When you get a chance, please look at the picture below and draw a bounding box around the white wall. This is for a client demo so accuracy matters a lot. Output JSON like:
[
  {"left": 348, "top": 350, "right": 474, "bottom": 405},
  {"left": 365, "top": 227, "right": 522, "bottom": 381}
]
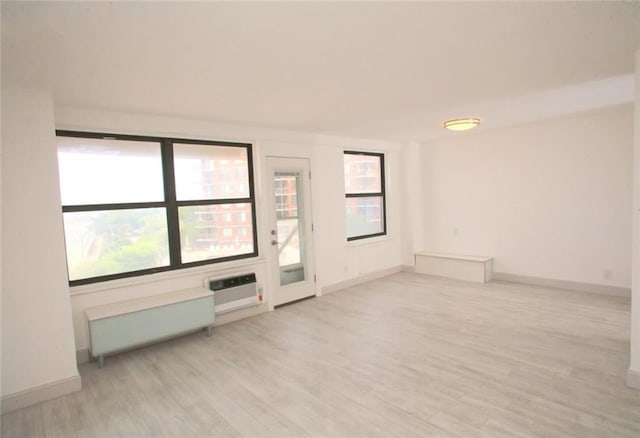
[
  {"left": 311, "top": 143, "right": 403, "bottom": 287},
  {"left": 401, "top": 142, "right": 425, "bottom": 267},
  {"left": 55, "top": 107, "right": 404, "bottom": 354},
  {"left": 1, "top": 87, "right": 79, "bottom": 399},
  {"left": 629, "top": 50, "right": 640, "bottom": 387},
  {"left": 422, "top": 105, "right": 634, "bottom": 288}
]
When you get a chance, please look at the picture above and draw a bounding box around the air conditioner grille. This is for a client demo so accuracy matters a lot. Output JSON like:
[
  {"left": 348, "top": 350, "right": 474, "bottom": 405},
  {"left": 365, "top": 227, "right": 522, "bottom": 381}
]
[
  {"left": 209, "top": 273, "right": 256, "bottom": 291},
  {"left": 207, "top": 273, "right": 258, "bottom": 314}
]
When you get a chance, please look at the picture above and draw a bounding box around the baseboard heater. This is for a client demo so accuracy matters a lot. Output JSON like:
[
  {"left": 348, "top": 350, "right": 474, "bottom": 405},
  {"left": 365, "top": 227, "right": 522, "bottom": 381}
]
[
  {"left": 207, "top": 273, "right": 261, "bottom": 314},
  {"left": 85, "top": 288, "right": 215, "bottom": 368}
]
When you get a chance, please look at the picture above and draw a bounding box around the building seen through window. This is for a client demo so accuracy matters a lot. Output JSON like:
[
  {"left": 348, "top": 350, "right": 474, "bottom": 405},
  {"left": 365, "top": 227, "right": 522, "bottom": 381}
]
[
  {"left": 344, "top": 151, "right": 386, "bottom": 240},
  {"left": 274, "top": 173, "right": 302, "bottom": 266}
]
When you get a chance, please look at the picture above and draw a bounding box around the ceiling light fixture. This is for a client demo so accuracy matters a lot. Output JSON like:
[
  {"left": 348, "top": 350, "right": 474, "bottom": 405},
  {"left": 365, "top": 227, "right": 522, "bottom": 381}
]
[{"left": 443, "top": 118, "right": 480, "bottom": 131}]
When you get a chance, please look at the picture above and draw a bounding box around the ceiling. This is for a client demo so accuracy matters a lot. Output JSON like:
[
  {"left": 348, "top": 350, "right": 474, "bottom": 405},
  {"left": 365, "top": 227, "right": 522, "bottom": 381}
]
[{"left": 2, "top": 2, "right": 639, "bottom": 141}]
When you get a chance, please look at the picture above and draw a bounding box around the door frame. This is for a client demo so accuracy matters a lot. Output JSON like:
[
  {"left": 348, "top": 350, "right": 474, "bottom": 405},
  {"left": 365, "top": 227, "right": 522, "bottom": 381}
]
[{"left": 264, "top": 156, "right": 317, "bottom": 309}]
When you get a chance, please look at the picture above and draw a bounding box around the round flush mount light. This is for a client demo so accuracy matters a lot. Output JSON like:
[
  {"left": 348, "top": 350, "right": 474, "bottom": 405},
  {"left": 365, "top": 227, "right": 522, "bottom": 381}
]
[{"left": 443, "top": 118, "right": 480, "bottom": 131}]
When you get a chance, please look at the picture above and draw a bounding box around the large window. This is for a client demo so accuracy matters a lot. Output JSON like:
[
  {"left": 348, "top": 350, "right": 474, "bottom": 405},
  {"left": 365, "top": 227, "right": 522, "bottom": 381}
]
[
  {"left": 344, "top": 151, "right": 386, "bottom": 240},
  {"left": 56, "top": 131, "right": 257, "bottom": 285}
]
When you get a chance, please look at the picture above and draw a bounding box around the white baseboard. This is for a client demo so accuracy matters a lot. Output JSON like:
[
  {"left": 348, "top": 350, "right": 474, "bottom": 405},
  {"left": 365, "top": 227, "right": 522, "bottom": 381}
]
[
  {"left": 322, "top": 265, "right": 402, "bottom": 294},
  {"left": 627, "top": 368, "right": 640, "bottom": 390},
  {"left": 1, "top": 374, "right": 81, "bottom": 414},
  {"left": 76, "top": 348, "right": 90, "bottom": 365},
  {"left": 492, "top": 272, "right": 631, "bottom": 298}
]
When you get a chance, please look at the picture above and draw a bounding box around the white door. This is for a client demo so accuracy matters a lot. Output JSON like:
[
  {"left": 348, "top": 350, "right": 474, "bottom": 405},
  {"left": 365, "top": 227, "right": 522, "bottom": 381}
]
[{"left": 266, "top": 157, "right": 316, "bottom": 307}]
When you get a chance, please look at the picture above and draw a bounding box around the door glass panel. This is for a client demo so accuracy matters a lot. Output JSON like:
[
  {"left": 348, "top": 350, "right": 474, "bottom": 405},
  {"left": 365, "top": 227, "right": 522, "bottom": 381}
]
[{"left": 274, "top": 172, "right": 305, "bottom": 286}]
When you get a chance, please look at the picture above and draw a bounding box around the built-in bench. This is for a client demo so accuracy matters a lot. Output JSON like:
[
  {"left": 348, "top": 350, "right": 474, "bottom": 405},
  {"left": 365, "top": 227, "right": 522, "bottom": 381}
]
[
  {"left": 415, "top": 252, "right": 493, "bottom": 283},
  {"left": 85, "top": 288, "right": 215, "bottom": 368}
]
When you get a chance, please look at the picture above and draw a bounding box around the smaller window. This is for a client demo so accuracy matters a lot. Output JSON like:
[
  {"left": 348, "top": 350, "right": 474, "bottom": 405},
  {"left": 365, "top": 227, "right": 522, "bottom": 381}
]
[{"left": 344, "top": 151, "right": 386, "bottom": 240}]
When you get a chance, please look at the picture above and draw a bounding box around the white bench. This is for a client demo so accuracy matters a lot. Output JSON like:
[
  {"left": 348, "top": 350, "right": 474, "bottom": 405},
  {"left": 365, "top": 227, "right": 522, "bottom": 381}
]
[
  {"left": 415, "top": 252, "right": 493, "bottom": 283},
  {"left": 85, "top": 288, "right": 215, "bottom": 368}
]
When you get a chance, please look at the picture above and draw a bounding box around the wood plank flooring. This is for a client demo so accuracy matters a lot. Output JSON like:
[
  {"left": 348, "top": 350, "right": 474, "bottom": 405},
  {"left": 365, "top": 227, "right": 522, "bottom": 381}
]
[{"left": 3, "top": 272, "right": 640, "bottom": 437}]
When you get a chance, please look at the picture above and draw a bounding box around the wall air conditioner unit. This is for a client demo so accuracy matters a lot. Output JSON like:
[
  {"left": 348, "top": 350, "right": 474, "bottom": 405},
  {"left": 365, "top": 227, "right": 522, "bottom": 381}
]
[{"left": 206, "top": 273, "right": 261, "bottom": 314}]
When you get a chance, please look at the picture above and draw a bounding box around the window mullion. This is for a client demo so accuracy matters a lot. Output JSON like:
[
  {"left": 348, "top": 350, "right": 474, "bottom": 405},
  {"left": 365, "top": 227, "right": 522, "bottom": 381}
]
[
  {"left": 62, "top": 202, "right": 168, "bottom": 212},
  {"left": 380, "top": 151, "right": 387, "bottom": 236},
  {"left": 345, "top": 192, "right": 384, "bottom": 198},
  {"left": 176, "top": 198, "right": 253, "bottom": 207},
  {"left": 246, "top": 145, "right": 259, "bottom": 260},
  {"left": 162, "top": 140, "right": 181, "bottom": 266}
]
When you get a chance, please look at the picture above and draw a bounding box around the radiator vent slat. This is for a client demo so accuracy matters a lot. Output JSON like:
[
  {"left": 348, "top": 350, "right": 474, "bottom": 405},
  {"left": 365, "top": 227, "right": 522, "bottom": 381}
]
[{"left": 207, "top": 273, "right": 258, "bottom": 314}]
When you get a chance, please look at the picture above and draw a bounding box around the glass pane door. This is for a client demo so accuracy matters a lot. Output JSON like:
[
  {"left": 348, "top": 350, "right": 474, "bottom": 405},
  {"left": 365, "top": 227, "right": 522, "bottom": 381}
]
[{"left": 274, "top": 171, "right": 306, "bottom": 286}]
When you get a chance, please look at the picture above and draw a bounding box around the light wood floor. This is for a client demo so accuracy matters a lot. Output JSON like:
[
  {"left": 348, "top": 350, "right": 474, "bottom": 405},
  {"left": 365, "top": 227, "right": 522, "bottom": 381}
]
[{"left": 3, "top": 272, "right": 640, "bottom": 437}]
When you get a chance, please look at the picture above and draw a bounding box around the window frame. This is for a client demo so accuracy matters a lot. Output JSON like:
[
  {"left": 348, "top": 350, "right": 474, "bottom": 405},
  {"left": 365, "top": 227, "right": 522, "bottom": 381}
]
[
  {"left": 56, "top": 130, "right": 258, "bottom": 286},
  {"left": 344, "top": 150, "right": 387, "bottom": 241}
]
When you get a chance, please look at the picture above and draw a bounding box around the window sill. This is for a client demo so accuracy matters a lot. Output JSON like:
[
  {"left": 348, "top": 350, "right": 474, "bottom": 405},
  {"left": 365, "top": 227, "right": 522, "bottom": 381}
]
[{"left": 69, "top": 257, "right": 267, "bottom": 296}]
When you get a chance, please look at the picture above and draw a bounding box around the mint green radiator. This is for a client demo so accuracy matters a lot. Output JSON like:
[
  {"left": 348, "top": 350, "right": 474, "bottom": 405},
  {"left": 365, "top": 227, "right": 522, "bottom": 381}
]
[{"left": 85, "top": 288, "right": 215, "bottom": 367}]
